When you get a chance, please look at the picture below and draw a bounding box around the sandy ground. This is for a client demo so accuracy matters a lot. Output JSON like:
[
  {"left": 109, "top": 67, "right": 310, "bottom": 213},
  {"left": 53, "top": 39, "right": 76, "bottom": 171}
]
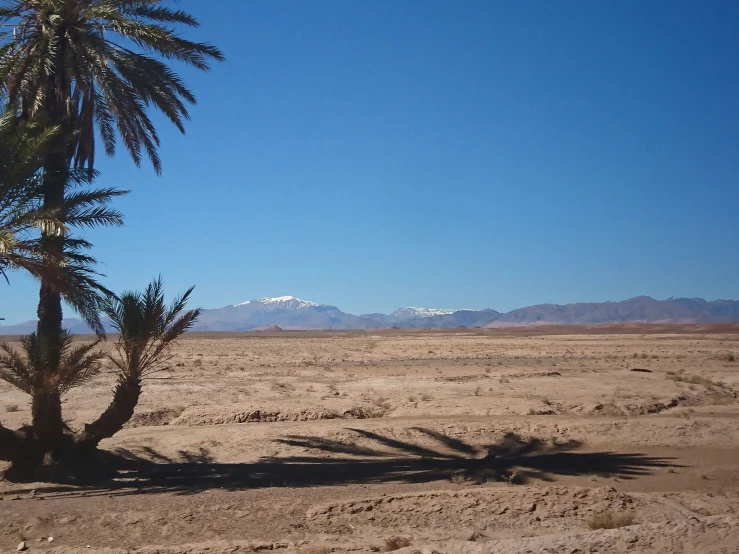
[{"left": 1, "top": 328, "right": 738, "bottom": 553}]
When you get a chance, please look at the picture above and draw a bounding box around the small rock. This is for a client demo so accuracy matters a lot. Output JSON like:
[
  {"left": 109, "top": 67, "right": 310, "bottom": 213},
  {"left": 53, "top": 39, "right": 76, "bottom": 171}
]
[
  {"left": 48, "top": 537, "right": 54, "bottom": 543},
  {"left": 28, "top": 490, "right": 36, "bottom": 499},
  {"left": 17, "top": 542, "right": 27, "bottom": 552}
]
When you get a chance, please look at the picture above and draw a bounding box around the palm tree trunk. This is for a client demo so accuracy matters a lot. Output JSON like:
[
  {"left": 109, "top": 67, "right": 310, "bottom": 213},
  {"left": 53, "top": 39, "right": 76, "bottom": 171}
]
[
  {"left": 77, "top": 378, "right": 142, "bottom": 449},
  {"left": 0, "top": 421, "right": 23, "bottom": 462},
  {"left": 30, "top": 389, "right": 64, "bottom": 448},
  {"left": 31, "top": 142, "right": 69, "bottom": 454}
]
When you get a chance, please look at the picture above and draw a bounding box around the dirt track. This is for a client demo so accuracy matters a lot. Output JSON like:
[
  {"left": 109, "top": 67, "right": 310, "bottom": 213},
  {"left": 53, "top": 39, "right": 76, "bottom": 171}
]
[{"left": 1, "top": 327, "right": 738, "bottom": 553}]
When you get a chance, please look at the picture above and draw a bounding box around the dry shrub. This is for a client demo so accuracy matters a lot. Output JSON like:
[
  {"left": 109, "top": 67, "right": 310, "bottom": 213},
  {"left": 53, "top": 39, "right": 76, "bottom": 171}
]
[
  {"left": 383, "top": 536, "right": 411, "bottom": 551},
  {"left": 503, "top": 469, "right": 520, "bottom": 485},
  {"left": 587, "top": 510, "right": 635, "bottom": 530},
  {"left": 371, "top": 396, "right": 391, "bottom": 410},
  {"left": 467, "top": 528, "right": 487, "bottom": 541},
  {"left": 450, "top": 471, "right": 467, "bottom": 484},
  {"left": 298, "top": 546, "right": 329, "bottom": 554},
  {"left": 668, "top": 373, "right": 724, "bottom": 388}
]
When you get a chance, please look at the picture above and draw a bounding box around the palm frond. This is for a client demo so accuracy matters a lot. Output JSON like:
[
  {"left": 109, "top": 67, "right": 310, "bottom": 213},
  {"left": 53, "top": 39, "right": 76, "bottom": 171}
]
[
  {"left": 0, "top": 341, "right": 33, "bottom": 394},
  {"left": 0, "top": 103, "right": 129, "bottom": 334},
  {"left": 57, "top": 337, "right": 105, "bottom": 394},
  {"left": 0, "top": 330, "right": 104, "bottom": 396},
  {"left": 1, "top": 0, "right": 224, "bottom": 172}
]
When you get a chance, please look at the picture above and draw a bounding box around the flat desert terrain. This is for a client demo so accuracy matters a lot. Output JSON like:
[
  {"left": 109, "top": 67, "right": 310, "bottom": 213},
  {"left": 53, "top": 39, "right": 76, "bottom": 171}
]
[{"left": 1, "top": 327, "right": 739, "bottom": 553}]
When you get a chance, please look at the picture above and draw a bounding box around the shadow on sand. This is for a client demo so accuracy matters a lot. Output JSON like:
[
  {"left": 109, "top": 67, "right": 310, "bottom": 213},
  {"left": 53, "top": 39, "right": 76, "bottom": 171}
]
[{"left": 5, "top": 428, "right": 676, "bottom": 496}]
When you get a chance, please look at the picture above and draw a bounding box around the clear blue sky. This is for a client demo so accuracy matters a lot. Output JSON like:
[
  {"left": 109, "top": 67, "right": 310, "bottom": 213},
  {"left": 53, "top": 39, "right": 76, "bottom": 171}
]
[{"left": 3, "top": 0, "right": 739, "bottom": 324}]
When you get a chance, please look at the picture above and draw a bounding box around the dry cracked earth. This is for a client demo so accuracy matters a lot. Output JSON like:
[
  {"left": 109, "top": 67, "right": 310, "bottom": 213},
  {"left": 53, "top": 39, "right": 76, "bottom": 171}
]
[{"left": 1, "top": 327, "right": 738, "bottom": 553}]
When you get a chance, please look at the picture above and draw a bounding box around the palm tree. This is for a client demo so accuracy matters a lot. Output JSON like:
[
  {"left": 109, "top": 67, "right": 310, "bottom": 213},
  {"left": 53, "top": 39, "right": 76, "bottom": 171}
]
[
  {"left": 0, "top": 109, "right": 59, "bottom": 283},
  {"left": 0, "top": 105, "right": 127, "bottom": 462},
  {"left": 0, "top": 0, "right": 224, "bottom": 173},
  {"left": 0, "top": 107, "right": 126, "bottom": 331},
  {"left": 76, "top": 277, "right": 200, "bottom": 449},
  {"left": 0, "top": 0, "right": 222, "bottom": 456},
  {"left": 0, "top": 278, "right": 198, "bottom": 474},
  {"left": 0, "top": 106, "right": 127, "bottom": 467}
]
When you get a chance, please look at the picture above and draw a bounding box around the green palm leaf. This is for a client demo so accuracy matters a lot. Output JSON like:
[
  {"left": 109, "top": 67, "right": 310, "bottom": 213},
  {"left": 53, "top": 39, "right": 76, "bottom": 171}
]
[{"left": 0, "top": 105, "right": 127, "bottom": 333}]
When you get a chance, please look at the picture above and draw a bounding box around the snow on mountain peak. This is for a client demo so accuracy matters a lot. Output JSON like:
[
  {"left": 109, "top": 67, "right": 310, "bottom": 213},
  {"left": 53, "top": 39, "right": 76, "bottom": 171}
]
[
  {"left": 234, "top": 296, "right": 318, "bottom": 309},
  {"left": 392, "top": 307, "right": 458, "bottom": 320}
]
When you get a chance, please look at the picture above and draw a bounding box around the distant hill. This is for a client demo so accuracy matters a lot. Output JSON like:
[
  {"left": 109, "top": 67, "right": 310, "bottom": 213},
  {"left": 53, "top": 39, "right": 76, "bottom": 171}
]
[
  {"left": 494, "top": 296, "right": 739, "bottom": 325},
  {"left": 2, "top": 295, "right": 738, "bottom": 335},
  {"left": 259, "top": 324, "right": 284, "bottom": 332}
]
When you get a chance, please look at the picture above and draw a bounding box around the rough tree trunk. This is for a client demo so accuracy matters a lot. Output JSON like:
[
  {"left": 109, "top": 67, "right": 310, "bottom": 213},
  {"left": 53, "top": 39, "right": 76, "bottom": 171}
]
[
  {"left": 29, "top": 32, "right": 74, "bottom": 459},
  {"left": 0, "top": 377, "right": 142, "bottom": 481},
  {"left": 30, "top": 388, "right": 64, "bottom": 449},
  {"left": 76, "top": 378, "right": 142, "bottom": 449},
  {"left": 0, "top": 421, "right": 23, "bottom": 462},
  {"left": 31, "top": 146, "right": 69, "bottom": 458}
]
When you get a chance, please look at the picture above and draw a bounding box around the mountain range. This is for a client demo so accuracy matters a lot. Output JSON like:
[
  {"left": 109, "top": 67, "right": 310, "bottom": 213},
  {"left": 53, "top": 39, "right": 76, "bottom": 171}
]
[{"left": 2, "top": 295, "right": 739, "bottom": 335}]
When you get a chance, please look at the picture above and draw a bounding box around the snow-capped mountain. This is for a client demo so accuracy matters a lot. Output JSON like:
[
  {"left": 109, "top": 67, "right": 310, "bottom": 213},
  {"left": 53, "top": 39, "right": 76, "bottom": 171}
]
[
  {"left": 3, "top": 296, "right": 739, "bottom": 334},
  {"left": 234, "top": 296, "right": 318, "bottom": 312},
  {"left": 190, "top": 295, "right": 348, "bottom": 331},
  {"left": 391, "top": 307, "right": 458, "bottom": 320}
]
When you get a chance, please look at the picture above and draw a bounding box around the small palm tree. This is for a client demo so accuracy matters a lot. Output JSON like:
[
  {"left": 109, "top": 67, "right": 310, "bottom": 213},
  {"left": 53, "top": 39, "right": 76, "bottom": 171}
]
[
  {"left": 0, "top": 331, "right": 105, "bottom": 453},
  {"left": 0, "top": 325, "right": 106, "bottom": 465},
  {"left": 0, "top": 331, "right": 103, "bottom": 397},
  {"left": 76, "top": 277, "right": 200, "bottom": 448}
]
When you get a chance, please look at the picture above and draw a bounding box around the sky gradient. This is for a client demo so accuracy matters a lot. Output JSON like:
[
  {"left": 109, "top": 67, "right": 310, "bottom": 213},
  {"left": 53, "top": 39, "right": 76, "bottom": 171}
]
[{"left": 2, "top": 0, "right": 739, "bottom": 324}]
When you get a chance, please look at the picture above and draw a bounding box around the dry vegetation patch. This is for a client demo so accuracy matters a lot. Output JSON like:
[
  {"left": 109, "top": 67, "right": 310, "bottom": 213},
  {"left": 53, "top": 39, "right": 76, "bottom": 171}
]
[
  {"left": 586, "top": 510, "right": 636, "bottom": 530},
  {"left": 383, "top": 536, "right": 412, "bottom": 551}
]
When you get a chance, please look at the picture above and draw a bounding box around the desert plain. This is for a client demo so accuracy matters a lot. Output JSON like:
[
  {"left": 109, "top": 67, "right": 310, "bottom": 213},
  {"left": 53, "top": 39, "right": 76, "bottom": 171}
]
[{"left": 1, "top": 325, "right": 739, "bottom": 553}]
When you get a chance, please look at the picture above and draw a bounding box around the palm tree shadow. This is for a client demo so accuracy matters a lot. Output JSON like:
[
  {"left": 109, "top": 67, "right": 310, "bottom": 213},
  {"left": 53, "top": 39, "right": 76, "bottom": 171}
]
[
  {"left": 5, "top": 428, "right": 678, "bottom": 495},
  {"left": 268, "top": 428, "right": 675, "bottom": 486}
]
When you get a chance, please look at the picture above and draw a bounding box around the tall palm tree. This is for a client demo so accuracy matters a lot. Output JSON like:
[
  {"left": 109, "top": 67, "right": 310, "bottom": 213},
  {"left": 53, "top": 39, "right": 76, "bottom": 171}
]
[
  {"left": 1, "top": 105, "right": 126, "bottom": 457},
  {"left": 0, "top": 0, "right": 223, "bottom": 454}
]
